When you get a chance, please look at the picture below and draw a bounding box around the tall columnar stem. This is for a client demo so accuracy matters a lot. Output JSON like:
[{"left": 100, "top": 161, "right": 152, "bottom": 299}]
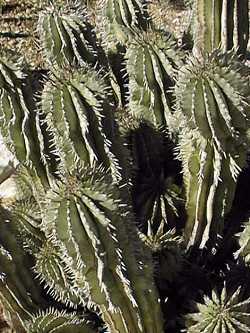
[
  {"left": 175, "top": 52, "right": 250, "bottom": 249},
  {"left": 193, "top": 0, "right": 249, "bottom": 56}
]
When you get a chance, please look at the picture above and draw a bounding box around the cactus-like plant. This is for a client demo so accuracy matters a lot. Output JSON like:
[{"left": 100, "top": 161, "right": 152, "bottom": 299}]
[
  {"left": 41, "top": 65, "right": 124, "bottom": 181},
  {"left": 175, "top": 50, "right": 250, "bottom": 248},
  {"left": 235, "top": 218, "right": 250, "bottom": 263},
  {"left": 25, "top": 308, "right": 96, "bottom": 333},
  {"left": 0, "top": 206, "right": 50, "bottom": 329},
  {"left": 37, "top": 1, "right": 100, "bottom": 67},
  {"left": 97, "top": 0, "right": 149, "bottom": 46},
  {"left": 123, "top": 120, "right": 182, "bottom": 229},
  {"left": 185, "top": 286, "right": 250, "bottom": 332},
  {"left": 0, "top": 53, "right": 53, "bottom": 189},
  {"left": 40, "top": 165, "right": 163, "bottom": 332},
  {"left": 126, "top": 30, "right": 184, "bottom": 129},
  {"left": 0, "top": 0, "right": 249, "bottom": 332},
  {"left": 193, "top": 0, "right": 249, "bottom": 56}
]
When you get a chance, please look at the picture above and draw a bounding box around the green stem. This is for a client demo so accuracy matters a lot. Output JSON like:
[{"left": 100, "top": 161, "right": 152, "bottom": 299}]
[{"left": 193, "top": 0, "right": 249, "bottom": 56}]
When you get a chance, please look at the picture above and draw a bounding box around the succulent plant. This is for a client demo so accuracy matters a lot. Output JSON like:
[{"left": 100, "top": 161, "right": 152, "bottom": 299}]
[
  {"left": 41, "top": 65, "right": 124, "bottom": 182},
  {"left": 40, "top": 165, "right": 163, "bottom": 332},
  {"left": 25, "top": 308, "right": 96, "bottom": 333},
  {"left": 126, "top": 30, "right": 184, "bottom": 129},
  {"left": 124, "top": 120, "right": 182, "bottom": 229},
  {"left": 175, "top": 51, "right": 250, "bottom": 248},
  {"left": 0, "top": 206, "right": 49, "bottom": 329},
  {"left": 0, "top": 53, "right": 52, "bottom": 189},
  {"left": 98, "top": 0, "right": 149, "bottom": 46},
  {"left": 37, "top": 1, "right": 100, "bottom": 67},
  {"left": 235, "top": 219, "right": 250, "bottom": 263},
  {"left": 140, "top": 225, "right": 184, "bottom": 285},
  {"left": 193, "top": 0, "right": 249, "bottom": 56},
  {"left": 0, "top": 0, "right": 249, "bottom": 332},
  {"left": 185, "top": 286, "right": 250, "bottom": 332}
]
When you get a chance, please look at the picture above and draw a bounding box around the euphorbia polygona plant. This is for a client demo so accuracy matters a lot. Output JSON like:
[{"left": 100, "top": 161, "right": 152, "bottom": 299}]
[{"left": 0, "top": 0, "right": 249, "bottom": 332}]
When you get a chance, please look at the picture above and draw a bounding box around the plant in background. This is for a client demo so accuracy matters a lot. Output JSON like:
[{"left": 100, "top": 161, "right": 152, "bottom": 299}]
[
  {"left": 192, "top": 0, "right": 249, "bottom": 57},
  {"left": 0, "top": 0, "right": 249, "bottom": 332},
  {"left": 185, "top": 286, "right": 250, "bottom": 332}
]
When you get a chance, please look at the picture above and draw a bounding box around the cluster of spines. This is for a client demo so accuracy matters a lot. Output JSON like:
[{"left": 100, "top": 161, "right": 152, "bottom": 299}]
[
  {"left": 235, "top": 218, "right": 250, "bottom": 264},
  {"left": 139, "top": 222, "right": 182, "bottom": 252},
  {"left": 7, "top": 196, "right": 44, "bottom": 253},
  {"left": 33, "top": 240, "right": 83, "bottom": 308},
  {"left": 25, "top": 308, "right": 96, "bottom": 333}
]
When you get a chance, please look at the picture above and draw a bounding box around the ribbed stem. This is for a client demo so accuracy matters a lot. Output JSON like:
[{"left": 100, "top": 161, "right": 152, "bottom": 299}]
[
  {"left": 0, "top": 207, "right": 49, "bottom": 327},
  {"left": 0, "top": 57, "right": 54, "bottom": 189},
  {"left": 42, "top": 170, "right": 164, "bottom": 333},
  {"left": 175, "top": 52, "right": 249, "bottom": 248},
  {"left": 193, "top": 0, "right": 249, "bottom": 56}
]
